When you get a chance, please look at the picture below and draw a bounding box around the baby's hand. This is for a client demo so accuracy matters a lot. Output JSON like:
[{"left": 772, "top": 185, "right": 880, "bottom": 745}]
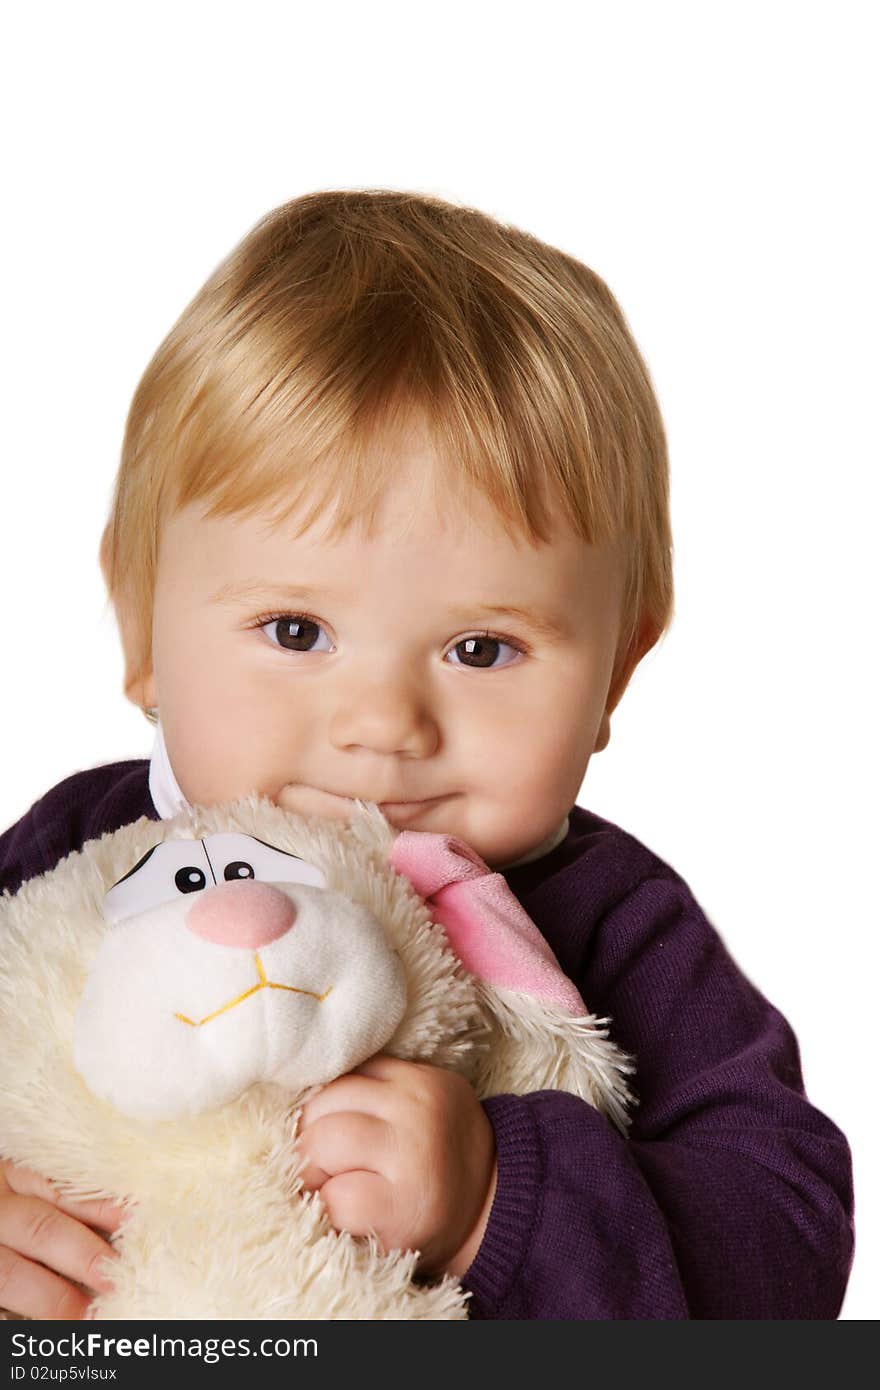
[
  {"left": 297, "top": 1056, "right": 497, "bottom": 1277},
  {"left": 0, "top": 1160, "right": 125, "bottom": 1319}
]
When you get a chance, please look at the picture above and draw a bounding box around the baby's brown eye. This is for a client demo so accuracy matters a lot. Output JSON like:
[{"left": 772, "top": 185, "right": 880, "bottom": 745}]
[
  {"left": 261, "top": 616, "right": 332, "bottom": 653},
  {"left": 456, "top": 636, "right": 498, "bottom": 668},
  {"left": 448, "top": 636, "right": 519, "bottom": 669},
  {"left": 275, "top": 618, "right": 320, "bottom": 650}
]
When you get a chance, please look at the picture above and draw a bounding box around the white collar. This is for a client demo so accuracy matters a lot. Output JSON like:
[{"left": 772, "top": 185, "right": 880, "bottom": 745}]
[
  {"left": 147, "top": 720, "right": 190, "bottom": 820},
  {"left": 148, "top": 719, "right": 569, "bottom": 869}
]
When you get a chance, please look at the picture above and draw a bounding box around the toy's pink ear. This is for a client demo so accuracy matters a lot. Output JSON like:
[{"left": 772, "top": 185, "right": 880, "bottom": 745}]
[{"left": 388, "top": 831, "right": 587, "bottom": 1016}]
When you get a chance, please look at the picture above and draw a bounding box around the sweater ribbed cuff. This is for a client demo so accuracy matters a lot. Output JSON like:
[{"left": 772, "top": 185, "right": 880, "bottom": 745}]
[{"left": 460, "top": 1094, "right": 544, "bottom": 1318}]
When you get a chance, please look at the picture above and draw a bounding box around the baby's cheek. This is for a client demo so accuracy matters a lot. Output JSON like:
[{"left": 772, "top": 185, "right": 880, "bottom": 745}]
[
  {"left": 495, "top": 754, "right": 568, "bottom": 816},
  {"left": 446, "top": 793, "right": 560, "bottom": 869}
]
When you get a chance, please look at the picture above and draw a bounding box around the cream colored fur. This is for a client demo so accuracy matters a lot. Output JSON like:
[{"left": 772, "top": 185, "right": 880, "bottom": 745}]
[{"left": 0, "top": 796, "right": 634, "bottom": 1319}]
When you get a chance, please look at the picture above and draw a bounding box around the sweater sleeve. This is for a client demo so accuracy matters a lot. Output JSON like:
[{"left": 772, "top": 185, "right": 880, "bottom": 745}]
[
  {"left": 0, "top": 761, "right": 155, "bottom": 898},
  {"left": 460, "top": 876, "right": 855, "bottom": 1319},
  {"left": 0, "top": 788, "right": 76, "bottom": 898}
]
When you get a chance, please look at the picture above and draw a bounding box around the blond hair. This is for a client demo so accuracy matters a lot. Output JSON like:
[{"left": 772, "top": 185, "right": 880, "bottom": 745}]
[{"left": 102, "top": 188, "right": 673, "bottom": 705}]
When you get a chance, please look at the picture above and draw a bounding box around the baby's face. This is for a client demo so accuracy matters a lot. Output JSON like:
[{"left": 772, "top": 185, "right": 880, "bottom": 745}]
[{"left": 144, "top": 437, "right": 625, "bottom": 867}]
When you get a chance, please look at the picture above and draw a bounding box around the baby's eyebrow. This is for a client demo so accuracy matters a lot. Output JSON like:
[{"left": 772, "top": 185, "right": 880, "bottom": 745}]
[
  {"left": 445, "top": 603, "right": 570, "bottom": 642},
  {"left": 212, "top": 580, "right": 568, "bottom": 641},
  {"left": 210, "top": 581, "right": 338, "bottom": 607}
]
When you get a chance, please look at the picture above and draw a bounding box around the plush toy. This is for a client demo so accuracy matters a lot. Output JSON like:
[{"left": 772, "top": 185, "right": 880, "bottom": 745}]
[{"left": 0, "top": 796, "right": 634, "bottom": 1320}]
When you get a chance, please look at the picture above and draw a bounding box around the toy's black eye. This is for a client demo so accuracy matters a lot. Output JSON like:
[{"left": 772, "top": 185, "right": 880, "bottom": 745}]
[
  {"left": 175, "top": 866, "right": 207, "bottom": 894},
  {"left": 224, "top": 860, "right": 255, "bottom": 881}
]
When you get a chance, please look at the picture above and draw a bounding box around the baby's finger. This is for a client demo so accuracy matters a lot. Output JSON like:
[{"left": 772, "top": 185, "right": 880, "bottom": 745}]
[
  {"left": 3, "top": 1163, "right": 128, "bottom": 1236},
  {"left": 0, "top": 1246, "right": 91, "bottom": 1321},
  {"left": 1, "top": 1162, "right": 60, "bottom": 1204},
  {"left": 298, "top": 1112, "right": 390, "bottom": 1193},
  {"left": 54, "top": 1193, "right": 130, "bottom": 1235},
  {"left": 318, "top": 1171, "right": 397, "bottom": 1246},
  {"left": 352, "top": 1054, "right": 412, "bottom": 1080},
  {"left": 0, "top": 1195, "right": 119, "bottom": 1296},
  {"left": 299, "top": 1074, "right": 390, "bottom": 1129}
]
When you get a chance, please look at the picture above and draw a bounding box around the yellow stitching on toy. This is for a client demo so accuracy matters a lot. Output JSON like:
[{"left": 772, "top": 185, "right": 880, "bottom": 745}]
[{"left": 175, "top": 953, "right": 333, "bottom": 1027}]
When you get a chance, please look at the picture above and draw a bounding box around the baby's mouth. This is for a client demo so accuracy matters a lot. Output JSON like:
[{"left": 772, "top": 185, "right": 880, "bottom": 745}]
[
  {"left": 175, "top": 953, "right": 332, "bottom": 1028},
  {"left": 276, "top": 784, "right": 452, "bottom": 830},
  {"left": 376, "top": 797, "right": 447, "bottom": 826}
]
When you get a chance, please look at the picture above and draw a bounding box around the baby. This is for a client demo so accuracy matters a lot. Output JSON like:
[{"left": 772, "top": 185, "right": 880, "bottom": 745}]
[{"left": 0, "top": 189, "right": 854, "bottom": 1320}]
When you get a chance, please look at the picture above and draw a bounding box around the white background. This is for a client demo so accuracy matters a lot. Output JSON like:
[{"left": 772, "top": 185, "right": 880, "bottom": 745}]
[{"left": 2, "top": 1, "right": 876, "bottom": 1319}]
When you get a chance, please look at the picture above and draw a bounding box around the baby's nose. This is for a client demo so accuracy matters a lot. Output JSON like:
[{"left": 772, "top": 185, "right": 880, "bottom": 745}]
[{"left": 184, "top": 880, "right": 296, "bottom": 948}]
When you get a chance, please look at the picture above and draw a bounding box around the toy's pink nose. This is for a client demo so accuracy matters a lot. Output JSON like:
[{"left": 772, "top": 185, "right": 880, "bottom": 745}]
[{"left": 185, "top": 881, "right": 296, "bottom": 948}]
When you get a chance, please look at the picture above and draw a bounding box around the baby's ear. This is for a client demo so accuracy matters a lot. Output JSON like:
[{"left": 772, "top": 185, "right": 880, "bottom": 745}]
[
  {"left": 594, "top": 709, "right": 612, "bottom": 753},
  {"left": 606, "top": 615, "right": 662, "bottom": 716}
]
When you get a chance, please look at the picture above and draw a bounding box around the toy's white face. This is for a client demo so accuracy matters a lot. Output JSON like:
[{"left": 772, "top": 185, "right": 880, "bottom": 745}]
[
  {"left": 73, "top": 833, "right": 406, "bottom": 1120},
  {"left": 141, "top": 420, "right": 629, "bottom": 868}
]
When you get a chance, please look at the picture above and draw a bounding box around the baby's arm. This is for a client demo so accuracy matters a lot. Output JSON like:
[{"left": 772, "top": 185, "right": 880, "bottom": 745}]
[
  {"left": 0, "top": 1160, "right": 123, "bottom": 1319},
  {"left": 459, "top": 876, "right": 854, "bottom": 1319},
  {"left": 0, "top": 762, "right": 153, "bottom": 900}
]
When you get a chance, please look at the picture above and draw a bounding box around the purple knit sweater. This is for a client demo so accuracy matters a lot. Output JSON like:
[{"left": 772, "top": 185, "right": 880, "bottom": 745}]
[{"left": 0, "top": 760, "right": 855, "bottom": 1319}]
